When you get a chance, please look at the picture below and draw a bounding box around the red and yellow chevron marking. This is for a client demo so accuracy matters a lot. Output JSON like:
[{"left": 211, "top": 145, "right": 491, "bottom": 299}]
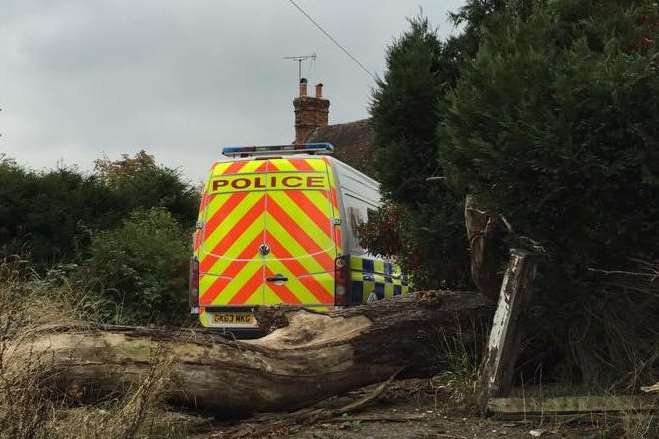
[
  {"left": 195, "top": 157, "right": 339, "bottom": 309},
  {"left": 264, "top": 231, "right": 334, "bottom": 304},
  {"left": 199, "top": 233, "right": 263, "bottom": 305},
  {"left": 194, "top": 159, "right": 265, "bottom": 237}
]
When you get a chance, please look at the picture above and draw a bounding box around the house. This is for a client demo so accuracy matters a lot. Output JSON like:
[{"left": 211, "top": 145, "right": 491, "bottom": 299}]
[{"left": 292, "top": 78, "right": 376, "bottom": 177}]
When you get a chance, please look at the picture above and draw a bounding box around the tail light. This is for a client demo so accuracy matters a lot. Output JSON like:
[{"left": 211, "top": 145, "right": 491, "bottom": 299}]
[
  {"left": 189, "top": 257, "right": 200, "bottom": 314},
  {"left": 334, "top": 255, "right": 349, "bottom": 306}
]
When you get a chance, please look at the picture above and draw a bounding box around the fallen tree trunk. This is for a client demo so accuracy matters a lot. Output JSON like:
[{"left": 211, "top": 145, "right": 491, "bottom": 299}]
[{"left": 11, "top": 291, "right": 492, "bottom": 415}]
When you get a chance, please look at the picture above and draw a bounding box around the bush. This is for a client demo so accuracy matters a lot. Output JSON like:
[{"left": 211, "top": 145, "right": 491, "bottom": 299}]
[
  {"left": 80, "top": 208, "right": 191, "bottom": 325},
  {"left": 358, "top": 198, "right": 470, "bottom": 289},
  {"left": 0, "top": 159, "right": 117, "bottom": 264},
  {"left": 0, "top": 152, "right": 199, "bottom": 268},
  {"left": 94, "top": 151, "right": 199, "bottom": 227}
]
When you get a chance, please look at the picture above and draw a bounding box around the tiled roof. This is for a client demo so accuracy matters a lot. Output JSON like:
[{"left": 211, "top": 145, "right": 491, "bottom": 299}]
[{"left": 305, "top": 118, "right": 376, "bottom": 177}]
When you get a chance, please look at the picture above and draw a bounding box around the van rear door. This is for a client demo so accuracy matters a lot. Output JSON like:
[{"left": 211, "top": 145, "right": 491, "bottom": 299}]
[
  {"left": 197, "top": 157, "right": 339, "bottom": 315},
  {"left": 198, "top": 160, "right": 268, "bottom": 309},
  {"left": 263, "top": 157, "right": 338, "bottom": 307}
]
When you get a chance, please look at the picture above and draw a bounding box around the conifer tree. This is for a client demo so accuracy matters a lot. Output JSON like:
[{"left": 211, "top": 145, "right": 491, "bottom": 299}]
[
  {"left": 441, "top": 0, "right": 659, "bottom": 384},
  {"left": 367, "top": 16, "right": 470, "bottom": 288}
]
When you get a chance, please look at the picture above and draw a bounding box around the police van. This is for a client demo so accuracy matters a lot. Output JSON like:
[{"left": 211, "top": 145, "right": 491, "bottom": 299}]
[{"left": 189, "top": 143, "right": 409, "bottom": 330}]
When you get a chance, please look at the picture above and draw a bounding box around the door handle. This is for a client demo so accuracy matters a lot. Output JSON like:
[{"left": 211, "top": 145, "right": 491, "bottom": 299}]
[{"left": 266, "top": 275, "right": 288, "bottom": 282}]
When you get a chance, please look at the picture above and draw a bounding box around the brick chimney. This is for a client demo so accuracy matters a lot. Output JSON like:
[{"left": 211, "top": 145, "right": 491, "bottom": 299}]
[{"left": 293, "top": 78, "right": 330, "bottom": 144}]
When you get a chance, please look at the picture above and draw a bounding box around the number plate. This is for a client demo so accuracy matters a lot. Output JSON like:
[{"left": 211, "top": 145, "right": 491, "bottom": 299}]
[{"left": 210, "top": 312, "right": 256, "bottom": 327}]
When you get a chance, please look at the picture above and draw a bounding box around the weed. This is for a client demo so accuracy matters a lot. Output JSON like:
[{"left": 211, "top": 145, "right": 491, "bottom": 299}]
[
  {"left": 621, "top": 408, "right": 658, "bottom": 439},
  {"left": 0, "top": 320, "right": 58, "bottom": 439},
  {"left": 0, "top": 257, "right": 194, "bottom": 439},
  {"left": 431, "top": 321, "right": 486, "bottom": 410},
  {"left": 43, "top": 348, "right": 189, "bottom": 439},
  {"left": 566, "top": 261, "right": 659, "bottom": 392}
]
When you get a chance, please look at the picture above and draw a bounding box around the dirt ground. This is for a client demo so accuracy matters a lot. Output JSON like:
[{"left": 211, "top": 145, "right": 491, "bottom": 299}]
[{"left": 202, "top": 379, "right": 622, "bottom": 439}]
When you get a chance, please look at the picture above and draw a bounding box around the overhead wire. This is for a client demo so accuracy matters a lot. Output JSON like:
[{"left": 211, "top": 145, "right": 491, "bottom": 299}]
[{"left": 286, "top": 0, "right": 377, "bottom": 81}]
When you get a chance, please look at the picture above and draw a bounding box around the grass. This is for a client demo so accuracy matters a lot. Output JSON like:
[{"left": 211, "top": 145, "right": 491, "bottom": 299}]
[
  {"left": 430, "top": 319, "right": 487, "bottom": 412},
  {"left": 621, "top": 409, "right": 658, "bottom": 439},
  {"left": 427, "top": 273, "right": 659, "bottom": 439},
  {"left": 40, "top": 351, "right": 191, "bottom": 439},
  {"left": 1, "top": 254, "right": 657, "bottom": 438},
  {"left": 0, "top": 256, "right": 196, "bottom": 439}
]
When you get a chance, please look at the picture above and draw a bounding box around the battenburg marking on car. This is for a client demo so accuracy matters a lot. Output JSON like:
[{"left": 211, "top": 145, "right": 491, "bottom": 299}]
[
  {"left": 189, "top": 142, "right": 410, "bottom": 331},
  {"left": 349, "top": 256, "right": 409, "bottom": 303}
]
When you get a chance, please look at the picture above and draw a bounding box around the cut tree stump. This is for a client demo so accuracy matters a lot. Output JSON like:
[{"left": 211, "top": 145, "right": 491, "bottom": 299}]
[
  {"left": 479, "top": 248, "right": 538, "bottom": 412},
  {"left": 464, "top": 194, "right": 509, "bottom": 301},
  {"left": 9, "top": 291, "right": 492, "bottom": 416}
]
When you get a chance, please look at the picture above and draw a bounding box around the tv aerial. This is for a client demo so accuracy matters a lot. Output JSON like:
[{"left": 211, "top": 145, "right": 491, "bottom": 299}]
[{"left": 283, "top": 53, "right": 317, "bottom": 83}]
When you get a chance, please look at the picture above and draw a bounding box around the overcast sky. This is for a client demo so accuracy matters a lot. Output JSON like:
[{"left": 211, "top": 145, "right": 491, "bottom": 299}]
[{"left": 1, "top": 0, "right": 465, "bottom": 182}]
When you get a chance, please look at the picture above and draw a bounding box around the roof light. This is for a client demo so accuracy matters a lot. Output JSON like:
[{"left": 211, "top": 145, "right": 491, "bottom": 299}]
[{"left": 222, "top": 143, "right": 334, "bottom": 157}]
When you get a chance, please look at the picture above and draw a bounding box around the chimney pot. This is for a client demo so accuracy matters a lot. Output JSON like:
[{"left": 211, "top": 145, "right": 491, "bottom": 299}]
[
  {"left": 315, "top": 83, "right": 323, "bottom": 98},
  {"left": 299, "top": 78, "right": 308, "bottom": 97}
]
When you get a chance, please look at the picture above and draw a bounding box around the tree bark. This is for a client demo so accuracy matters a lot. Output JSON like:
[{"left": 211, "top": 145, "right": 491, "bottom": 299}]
[{"left": 11, "top": 291, "right": 492, "bottom": 416}]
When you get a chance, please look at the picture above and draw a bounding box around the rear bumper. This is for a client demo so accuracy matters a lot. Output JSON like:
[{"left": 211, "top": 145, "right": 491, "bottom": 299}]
[{"left": 206, "top": 326, "right": 267, "bottom": 340}]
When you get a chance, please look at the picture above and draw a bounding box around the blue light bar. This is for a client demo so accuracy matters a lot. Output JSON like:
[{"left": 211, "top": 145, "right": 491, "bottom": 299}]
[{"left": 222, "top": 143, "right": 334, "bottom": 157}]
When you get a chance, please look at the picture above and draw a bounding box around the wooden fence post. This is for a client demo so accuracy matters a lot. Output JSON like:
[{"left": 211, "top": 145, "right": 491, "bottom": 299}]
[{"left": 479, "top": 248, "right": 538, "bottom": 414}]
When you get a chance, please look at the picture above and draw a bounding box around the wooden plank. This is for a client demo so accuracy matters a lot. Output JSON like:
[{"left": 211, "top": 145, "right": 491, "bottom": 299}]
[
  {"left": 488, "top": 395, "right": 658, "bottom": 417},
  {"left": 479, "top": 248, "right": 538, "bottom": 411}
]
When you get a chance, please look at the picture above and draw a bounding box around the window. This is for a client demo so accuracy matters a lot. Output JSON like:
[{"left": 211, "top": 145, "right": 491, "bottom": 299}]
[{"left": 343, "top": 193, "right": 377, "bottom": 254}]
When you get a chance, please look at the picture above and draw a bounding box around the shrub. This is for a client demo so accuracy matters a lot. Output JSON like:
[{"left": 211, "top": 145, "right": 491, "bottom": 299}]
[
  {"left": 358, "top": 198, "right": 471, "bottom": 289},
  {"left": 0, "top": 152, "right": 199, "bottom": 268},
  {"left": 94, "top": 150, "right": 199, "bottom": 227},
  {"left": 0, "top": 161, "right": 117, "bottom": 264},
  {"left": 80, "top": 208, "right": 191, "bottom": 325}
]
